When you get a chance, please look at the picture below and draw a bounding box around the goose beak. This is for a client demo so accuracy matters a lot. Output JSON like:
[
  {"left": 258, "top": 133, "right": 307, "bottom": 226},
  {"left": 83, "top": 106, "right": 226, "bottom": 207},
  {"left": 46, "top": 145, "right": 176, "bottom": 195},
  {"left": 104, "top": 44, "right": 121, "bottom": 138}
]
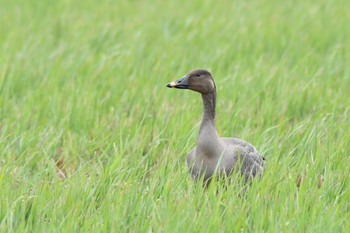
[
  {"left": 166, "top": 76, "right": 189, "bottom": 89},
  {"left": 166, "top": 81, "right": 177, "bottom": 88}
]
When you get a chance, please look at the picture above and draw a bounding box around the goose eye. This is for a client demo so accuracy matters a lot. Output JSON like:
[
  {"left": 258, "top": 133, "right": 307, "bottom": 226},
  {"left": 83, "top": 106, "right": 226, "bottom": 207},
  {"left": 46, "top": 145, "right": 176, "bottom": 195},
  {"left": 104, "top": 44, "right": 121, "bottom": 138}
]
[{"left": 195, "top": 73, "right": 201, "bottom": 77}]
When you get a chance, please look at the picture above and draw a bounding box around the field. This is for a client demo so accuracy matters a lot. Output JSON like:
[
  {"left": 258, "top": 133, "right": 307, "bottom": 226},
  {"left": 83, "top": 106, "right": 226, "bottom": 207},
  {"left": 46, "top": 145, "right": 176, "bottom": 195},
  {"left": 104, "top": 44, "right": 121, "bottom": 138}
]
[{"left": 1, "top": 0, "right": 349, "bottom": 232}]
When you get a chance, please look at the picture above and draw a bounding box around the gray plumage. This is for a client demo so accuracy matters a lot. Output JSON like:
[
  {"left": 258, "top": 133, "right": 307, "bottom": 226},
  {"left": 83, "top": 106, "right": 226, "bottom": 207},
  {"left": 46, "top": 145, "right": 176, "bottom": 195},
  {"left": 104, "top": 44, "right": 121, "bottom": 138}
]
[{"left": 167, "top": 69, "right": 264, "bottom": 184}]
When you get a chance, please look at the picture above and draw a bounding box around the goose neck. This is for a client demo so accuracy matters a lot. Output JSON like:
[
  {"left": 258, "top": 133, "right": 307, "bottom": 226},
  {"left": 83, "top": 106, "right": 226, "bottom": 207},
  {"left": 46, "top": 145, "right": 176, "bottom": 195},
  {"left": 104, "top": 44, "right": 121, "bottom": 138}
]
[
  {"left": 198, "top": 90, "right": 219, "bottom": 140},
  {"left": 200, "top": 90, "right": 216, "bottom": 126}
]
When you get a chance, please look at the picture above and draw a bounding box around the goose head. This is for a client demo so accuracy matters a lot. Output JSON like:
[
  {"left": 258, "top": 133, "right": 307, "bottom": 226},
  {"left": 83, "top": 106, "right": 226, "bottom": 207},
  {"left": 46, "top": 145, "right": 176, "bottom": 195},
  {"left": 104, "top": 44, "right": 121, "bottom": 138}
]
[{"left": 166, "top": 69, "right": 215, "bottom": 94}]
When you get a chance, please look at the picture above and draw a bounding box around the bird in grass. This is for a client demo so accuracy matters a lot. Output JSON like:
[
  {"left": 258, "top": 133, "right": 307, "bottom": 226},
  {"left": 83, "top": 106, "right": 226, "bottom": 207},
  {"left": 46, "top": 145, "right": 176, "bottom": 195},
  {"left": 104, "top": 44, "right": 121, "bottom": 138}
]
[{"left": 167, "top": 69, "right": 264, "bottom": 185}]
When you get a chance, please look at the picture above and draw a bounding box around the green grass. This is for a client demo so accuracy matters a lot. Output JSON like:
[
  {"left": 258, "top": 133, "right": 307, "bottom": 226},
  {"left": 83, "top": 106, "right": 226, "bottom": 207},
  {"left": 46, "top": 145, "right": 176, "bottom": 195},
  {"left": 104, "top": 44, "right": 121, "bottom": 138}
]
[{"left": 1, "top": 0, "right": 350, "bottom": 232}]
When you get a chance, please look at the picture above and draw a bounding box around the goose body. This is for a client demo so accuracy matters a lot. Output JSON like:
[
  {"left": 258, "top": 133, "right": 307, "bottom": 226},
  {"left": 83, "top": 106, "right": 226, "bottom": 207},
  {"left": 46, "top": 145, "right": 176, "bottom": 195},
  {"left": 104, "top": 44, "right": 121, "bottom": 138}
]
[{"left": 167, "top": 69, "right": 264, "bottom": 183}]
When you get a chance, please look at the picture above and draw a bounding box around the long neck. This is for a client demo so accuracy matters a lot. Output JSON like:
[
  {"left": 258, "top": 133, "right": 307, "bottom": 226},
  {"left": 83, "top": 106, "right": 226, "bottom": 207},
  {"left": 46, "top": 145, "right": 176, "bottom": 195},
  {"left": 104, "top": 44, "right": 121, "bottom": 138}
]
[
  {"left": 200, "top": 90, "right": 216, "bottom": 129},
  {"left": 197, "top": 88, "right": 223, "bottom": 157}
]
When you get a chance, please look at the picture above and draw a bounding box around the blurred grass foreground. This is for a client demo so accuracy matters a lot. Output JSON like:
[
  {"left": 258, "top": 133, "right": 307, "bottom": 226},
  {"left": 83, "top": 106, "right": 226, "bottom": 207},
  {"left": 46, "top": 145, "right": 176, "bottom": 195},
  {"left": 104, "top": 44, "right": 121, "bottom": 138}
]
[{"left": 0, "top": 0, "right": 349, "bottom": 232}]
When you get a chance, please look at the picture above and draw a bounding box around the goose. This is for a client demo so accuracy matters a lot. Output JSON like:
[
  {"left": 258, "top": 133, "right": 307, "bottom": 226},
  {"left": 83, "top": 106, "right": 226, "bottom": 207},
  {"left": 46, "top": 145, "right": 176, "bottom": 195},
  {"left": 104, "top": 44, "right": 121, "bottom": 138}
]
[{"left": 166, "top": 69, "right": 264, "bottom": 184}]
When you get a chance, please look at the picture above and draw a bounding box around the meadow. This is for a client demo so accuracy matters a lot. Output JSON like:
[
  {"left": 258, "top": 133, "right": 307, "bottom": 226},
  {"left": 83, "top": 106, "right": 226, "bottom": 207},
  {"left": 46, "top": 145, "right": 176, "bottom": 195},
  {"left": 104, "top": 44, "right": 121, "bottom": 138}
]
[{"left": 0, "top": 0, "right": 349, "bottom": 232}]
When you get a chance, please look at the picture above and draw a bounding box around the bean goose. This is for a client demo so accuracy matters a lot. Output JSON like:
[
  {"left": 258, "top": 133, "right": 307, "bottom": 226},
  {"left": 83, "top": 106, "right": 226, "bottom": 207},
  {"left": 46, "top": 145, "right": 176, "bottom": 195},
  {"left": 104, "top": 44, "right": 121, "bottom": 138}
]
[{"left": 167, "top": 69, "right": 264, "bottom": 184}]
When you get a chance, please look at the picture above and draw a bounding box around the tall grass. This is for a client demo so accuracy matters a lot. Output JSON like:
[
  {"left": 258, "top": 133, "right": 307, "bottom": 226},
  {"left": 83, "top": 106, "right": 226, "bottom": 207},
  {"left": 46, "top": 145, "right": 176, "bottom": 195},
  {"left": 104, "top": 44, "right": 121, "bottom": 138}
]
[{"left": 0, "top": 0, "right": 349, "bottom": 232}]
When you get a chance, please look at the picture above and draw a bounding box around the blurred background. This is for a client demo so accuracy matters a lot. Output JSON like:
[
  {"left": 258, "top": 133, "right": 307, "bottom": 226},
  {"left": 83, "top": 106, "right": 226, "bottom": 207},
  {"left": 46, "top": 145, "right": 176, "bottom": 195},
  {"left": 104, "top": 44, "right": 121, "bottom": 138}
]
[{"left": 0, "top": 0, "right": 349, "bottom": 232}]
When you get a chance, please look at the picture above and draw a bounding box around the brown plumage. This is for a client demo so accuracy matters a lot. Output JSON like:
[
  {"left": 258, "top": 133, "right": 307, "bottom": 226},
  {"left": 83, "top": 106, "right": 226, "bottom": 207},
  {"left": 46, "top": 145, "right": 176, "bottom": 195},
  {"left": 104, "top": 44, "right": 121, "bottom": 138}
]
[{"left": 167, "top": 69, "right": 264, "bottom": 184}]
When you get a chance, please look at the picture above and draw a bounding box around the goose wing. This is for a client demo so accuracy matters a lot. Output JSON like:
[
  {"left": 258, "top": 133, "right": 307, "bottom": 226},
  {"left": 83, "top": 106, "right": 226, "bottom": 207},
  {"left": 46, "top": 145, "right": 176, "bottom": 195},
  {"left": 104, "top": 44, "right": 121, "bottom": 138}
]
[{"left": 223, "top": 138, "right": 264, "bottom": 178}]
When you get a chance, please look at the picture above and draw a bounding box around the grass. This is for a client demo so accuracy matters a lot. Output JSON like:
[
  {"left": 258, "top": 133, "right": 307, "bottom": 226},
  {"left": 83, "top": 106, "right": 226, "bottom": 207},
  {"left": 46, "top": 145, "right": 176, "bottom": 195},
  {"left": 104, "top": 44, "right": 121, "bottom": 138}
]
[{"left": 0, "top": 0, "right": 349, "bottom": 232}]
